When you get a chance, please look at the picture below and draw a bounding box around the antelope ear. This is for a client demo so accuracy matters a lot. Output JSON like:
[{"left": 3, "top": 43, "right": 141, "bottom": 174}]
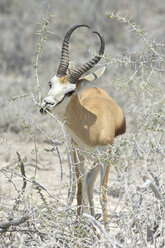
[
  {"left": 66, "top": 61, "right": 76, "bottom": 75},
  {"left": 79, "top": 66, "right": 106, "bottom": 82}
]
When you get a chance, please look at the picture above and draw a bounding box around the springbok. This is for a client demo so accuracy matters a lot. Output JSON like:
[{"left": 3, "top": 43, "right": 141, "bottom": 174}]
[{"left": 40, "top": 24, "right": 126, "bottom": 223}]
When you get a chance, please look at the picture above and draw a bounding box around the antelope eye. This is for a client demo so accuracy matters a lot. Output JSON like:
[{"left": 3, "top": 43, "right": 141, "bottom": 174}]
[{"left": 48, "top": 81, "right": 52, "bottom": 88}]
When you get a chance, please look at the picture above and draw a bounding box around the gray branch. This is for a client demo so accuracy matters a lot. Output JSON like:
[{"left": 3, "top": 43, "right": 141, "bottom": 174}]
[{"left": 0, "top": 214, "right": 29, "bottom": 231}]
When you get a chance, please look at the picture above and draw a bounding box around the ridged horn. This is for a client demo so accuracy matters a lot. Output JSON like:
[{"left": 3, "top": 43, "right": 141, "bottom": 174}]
[
  {"left": 57, "top": 24, "right": 90, "bottom": 77},
  {"left": 69, "top": 31, "right": 105, "bottom": 84}
]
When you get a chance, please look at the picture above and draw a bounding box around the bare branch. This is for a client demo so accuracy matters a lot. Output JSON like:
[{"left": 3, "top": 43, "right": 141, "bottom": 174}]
[
  {"left": 16, "top": 152, "right": 27, "bottom": 192},
  {"left": 0, "top": 214, "right": 29, "bottom": 231},
  {"left": 83, "top": 213, "right": 125, "bottom": 248}
]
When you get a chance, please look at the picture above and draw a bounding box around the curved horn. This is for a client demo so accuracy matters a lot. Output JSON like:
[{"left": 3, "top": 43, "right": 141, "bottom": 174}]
[
  {"left": 57, "top": 24, "right": 90, "bottom": 77},
  {"left": 69, "top": 31, "right": 105, "bottom": 84}
]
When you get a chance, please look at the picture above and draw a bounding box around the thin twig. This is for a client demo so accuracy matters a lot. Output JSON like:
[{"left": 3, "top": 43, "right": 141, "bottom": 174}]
[
  {"left": 16, "top": 152, "right": 27, "bottom": 192},
  {"left": 0, "top": 214, "right": 29, "bottom": 231},
  {"left": 83, "top": 213, "right": 125, "bottom": 248}
]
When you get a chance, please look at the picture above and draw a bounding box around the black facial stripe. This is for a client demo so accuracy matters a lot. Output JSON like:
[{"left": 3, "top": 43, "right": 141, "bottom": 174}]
[{"left": 65, "top": 90, "right": 74, "bottom": 97}]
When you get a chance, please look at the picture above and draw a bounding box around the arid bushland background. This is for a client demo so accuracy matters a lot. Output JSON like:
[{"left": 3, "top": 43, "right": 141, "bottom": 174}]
[{"left": 0, "top": 0, "right": 165, "bottom": 247}]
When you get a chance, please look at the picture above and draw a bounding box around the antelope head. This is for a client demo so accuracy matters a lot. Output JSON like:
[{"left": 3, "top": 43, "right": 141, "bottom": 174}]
[{"left": 40, "top": 24, "right": 105, "bottom": 114}]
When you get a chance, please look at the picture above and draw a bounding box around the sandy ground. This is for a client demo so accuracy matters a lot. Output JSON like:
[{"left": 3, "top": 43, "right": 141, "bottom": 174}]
[
  {"left": 0, "top": 131, "right": 70, "bottom": 217},
  {"left": 1, "top": 130, "right": 164, "bottom": 222},
  {"left": 0, "top": 131, "right": 122, "bottom": 221}
]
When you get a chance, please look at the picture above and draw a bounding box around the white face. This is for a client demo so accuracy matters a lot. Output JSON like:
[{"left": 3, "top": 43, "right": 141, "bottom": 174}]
[{"left": 41, "top": 75, "right": 76, "bottom": 112}]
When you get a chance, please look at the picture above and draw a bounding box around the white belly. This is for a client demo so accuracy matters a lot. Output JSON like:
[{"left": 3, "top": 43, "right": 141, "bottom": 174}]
[{"left": 66, "top": 126, "right": 109, "bottom": 155}]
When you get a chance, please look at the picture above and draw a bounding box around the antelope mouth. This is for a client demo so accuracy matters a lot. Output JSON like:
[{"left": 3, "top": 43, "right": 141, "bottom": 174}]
[
  {"left": 40, "top": 97, "right": 65, "bottom": 115},
  {"left": 39, "top": 105, "right": 55, "bottom": 114}
]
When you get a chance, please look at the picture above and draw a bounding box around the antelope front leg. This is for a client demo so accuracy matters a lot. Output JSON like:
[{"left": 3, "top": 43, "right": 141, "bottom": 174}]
[
  {"left": 86, "top": 163, "right": 100, "bottom": 217},
  {"left": 72, "top": 142, "right": 83, "bottom": 215},
  {"left": 100, "top": 164, "right": 110, "bottom": 224},
  {"left": 74, "top": 161, "right": 83, "bottom": 215},
  {"left": 72, "top": 141, "right": 88, "bottom": 215}
]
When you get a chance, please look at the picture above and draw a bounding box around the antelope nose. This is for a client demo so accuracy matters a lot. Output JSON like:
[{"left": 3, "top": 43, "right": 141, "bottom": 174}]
[{"left": 40, "top": 108, "right": 45, "bottom": 114}]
